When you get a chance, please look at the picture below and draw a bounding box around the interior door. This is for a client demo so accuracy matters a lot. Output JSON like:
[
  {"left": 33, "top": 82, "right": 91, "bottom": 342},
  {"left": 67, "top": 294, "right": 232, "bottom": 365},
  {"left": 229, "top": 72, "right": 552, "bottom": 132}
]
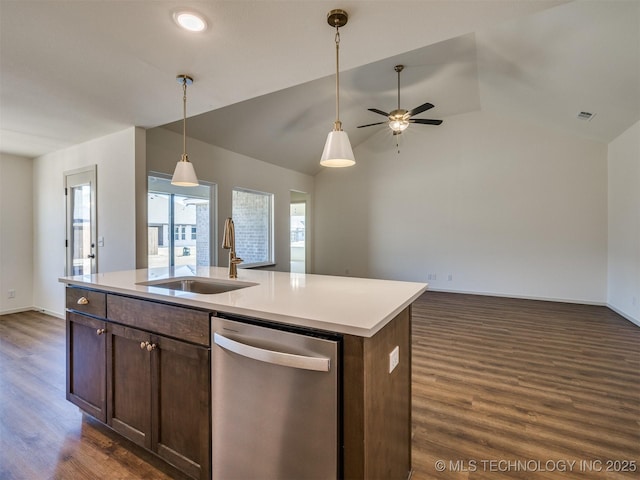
[{"left": 65, "top": 166, "right": 97, "bottom": 275}]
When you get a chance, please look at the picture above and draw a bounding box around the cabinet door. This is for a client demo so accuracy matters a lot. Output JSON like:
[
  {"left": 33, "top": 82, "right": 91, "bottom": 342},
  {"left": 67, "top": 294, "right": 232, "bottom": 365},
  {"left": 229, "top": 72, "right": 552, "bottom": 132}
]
[
  {"left": 151, "top": 335, "right": 211, "bottom": 480},
  {"left": 107, "top": 323, "right": 152, "bottom": 449},
  {"left": 66, "top": 312, "right": 107, "bottom": 422}
]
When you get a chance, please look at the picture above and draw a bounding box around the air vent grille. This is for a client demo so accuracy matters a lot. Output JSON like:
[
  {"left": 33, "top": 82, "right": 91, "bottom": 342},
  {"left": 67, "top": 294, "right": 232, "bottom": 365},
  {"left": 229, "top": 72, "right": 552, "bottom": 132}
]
[{"left": 577, "top": 111, "right": 595, "bottom": 121}]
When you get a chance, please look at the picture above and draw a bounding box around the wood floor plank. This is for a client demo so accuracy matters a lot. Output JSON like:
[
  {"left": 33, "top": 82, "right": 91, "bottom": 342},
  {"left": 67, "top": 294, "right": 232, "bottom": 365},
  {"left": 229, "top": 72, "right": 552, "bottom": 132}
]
[
  {"left": 0, "top": 312, "right": 190, "bottom": 480},
  {"left": 1, "top": 292, "right": 638, "bottom": 480},
  {"left": 411, "top": 292, "right": 640, "bottom": 480}
]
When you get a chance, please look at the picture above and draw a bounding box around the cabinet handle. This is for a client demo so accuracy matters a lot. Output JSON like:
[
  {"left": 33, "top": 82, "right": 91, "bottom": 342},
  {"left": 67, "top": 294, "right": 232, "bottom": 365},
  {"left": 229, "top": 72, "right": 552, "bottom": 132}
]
[
  {"left": 96, "top": 328, "right": 105, "bottom": 335},
  {"left": 138, "top": 341, "right": 156, "bottom": 351},
  {"left": 77, "top": 296, "right": 89, "bottom": 305}
]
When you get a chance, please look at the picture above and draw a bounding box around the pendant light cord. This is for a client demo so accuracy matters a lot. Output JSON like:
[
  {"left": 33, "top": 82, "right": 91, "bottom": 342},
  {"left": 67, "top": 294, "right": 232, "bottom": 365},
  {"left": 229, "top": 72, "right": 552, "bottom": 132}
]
[
  {"left": 182, "top": 79, "right": 188, "bottom": 160},
  {"left": 334, "top": 27, "right": 341, "bottom": 130}
]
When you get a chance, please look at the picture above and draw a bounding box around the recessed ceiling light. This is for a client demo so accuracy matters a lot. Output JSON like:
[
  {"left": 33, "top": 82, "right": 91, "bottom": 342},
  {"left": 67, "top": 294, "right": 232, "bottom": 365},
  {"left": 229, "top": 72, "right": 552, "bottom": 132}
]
[{"left": 173, "top": 11, "right": 207, "bottom": 32}]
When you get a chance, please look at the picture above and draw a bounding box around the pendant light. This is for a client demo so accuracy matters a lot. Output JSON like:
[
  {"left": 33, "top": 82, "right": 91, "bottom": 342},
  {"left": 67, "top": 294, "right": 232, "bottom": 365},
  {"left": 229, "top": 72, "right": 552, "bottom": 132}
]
[
  {"left": 320, "top": 9, "right": 355, "bottom": 168},
  {"left": 171, "top": 74, "right": 199, "bottom": 186}
]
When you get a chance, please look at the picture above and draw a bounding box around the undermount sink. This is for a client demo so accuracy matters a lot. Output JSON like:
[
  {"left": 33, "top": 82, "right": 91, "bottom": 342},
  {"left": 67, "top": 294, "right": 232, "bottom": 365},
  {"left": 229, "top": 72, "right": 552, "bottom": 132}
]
[{"left": 137, "top": 277, "right": 257, "bottom": 295}]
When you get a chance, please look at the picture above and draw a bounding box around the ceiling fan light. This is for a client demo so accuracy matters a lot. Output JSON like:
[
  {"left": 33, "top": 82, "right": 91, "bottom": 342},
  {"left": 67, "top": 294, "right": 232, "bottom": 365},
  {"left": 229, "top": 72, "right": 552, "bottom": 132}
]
[
  {"left": 389, "top": 119, "right": 409, "bottom": 133},
  {"left": 171, "top": 157, "right": 199, "bottom": 186},
  {"left": 320, "top": 130, "right": 355, "bottom": 168}
]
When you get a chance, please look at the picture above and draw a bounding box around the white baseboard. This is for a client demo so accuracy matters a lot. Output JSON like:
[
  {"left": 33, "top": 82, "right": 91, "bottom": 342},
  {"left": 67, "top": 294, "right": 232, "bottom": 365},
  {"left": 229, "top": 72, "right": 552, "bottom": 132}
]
[
  {"left": 607, "top": 303, "right": 640, "bottom": 327},
  {"left": 0, "top": 306, "right": 35, "bottom": 316},
  {"left": 426, "top": 287, "right": 607, "bottom": 306},
  {"left": 32, "top": 306, "right": 65, "bottom": 319},
  {"left": 426, "top": 288, "right": 639, "bottom": 328},
  {"left": 0, "top": 306, "right": 65, "bottom": 320}
]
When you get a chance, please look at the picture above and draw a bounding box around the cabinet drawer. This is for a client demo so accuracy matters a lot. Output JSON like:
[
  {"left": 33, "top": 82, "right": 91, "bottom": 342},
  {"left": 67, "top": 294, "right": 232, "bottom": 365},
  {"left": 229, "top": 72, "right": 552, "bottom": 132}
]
[
  {"left": 107, "top": 294, "right": 210, "bottom": 346},
  {"left": 66, "top": 287, "right": 107, "bottom": 318}
]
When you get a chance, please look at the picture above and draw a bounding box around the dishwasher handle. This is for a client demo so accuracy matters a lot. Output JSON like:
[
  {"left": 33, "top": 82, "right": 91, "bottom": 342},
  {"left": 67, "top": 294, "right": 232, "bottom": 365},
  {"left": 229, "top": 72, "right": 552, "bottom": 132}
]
[{"left": 214, "top": 333, "right": 331, "bottom": 372}]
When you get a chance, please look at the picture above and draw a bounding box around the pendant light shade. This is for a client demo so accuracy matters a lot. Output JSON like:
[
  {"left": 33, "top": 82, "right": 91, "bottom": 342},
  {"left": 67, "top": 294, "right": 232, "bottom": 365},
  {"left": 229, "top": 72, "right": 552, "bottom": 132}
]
[
  {"left": 320, "top": 130, "right": 355, "bottom": 167},
  {"left": 171, "top": 74, "right": 199, "bottom": 187},
  {"left": 321, "top": 9, "right": 355, "bottom": 168},
  {"left": 171, "top": 154, "right": 199, "bottom": 186}
]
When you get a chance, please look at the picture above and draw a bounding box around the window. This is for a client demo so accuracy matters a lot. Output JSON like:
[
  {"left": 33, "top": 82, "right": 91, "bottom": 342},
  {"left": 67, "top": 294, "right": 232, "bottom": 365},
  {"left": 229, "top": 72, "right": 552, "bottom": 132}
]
[
  {"left": 173, "top": 225, "right": 187, "bottom": 240},
  {"left": 148, "top": 175, "right": 214, "bottom": 268},
  {"left": 232, "top": 188, "right": 274, "bottom": 267}
]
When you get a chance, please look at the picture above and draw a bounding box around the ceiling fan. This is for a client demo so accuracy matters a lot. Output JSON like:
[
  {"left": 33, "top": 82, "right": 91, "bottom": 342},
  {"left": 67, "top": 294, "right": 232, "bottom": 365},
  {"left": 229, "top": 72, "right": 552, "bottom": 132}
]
[{"left": 357, "top": 65, "right": 443, "bottom": 135}]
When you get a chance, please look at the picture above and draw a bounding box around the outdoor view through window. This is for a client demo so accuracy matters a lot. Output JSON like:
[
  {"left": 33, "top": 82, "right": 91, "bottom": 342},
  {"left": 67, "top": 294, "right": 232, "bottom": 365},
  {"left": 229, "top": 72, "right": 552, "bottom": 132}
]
[{"left": 148, "top": 175, "right": 212, "bottom": 268}]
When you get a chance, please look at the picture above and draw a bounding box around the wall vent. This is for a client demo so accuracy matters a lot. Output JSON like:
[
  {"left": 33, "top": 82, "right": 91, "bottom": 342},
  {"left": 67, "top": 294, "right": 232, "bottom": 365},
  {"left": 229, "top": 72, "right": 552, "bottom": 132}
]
[{"left": 577, "top": 111, "right": 595, "bottom": 121}]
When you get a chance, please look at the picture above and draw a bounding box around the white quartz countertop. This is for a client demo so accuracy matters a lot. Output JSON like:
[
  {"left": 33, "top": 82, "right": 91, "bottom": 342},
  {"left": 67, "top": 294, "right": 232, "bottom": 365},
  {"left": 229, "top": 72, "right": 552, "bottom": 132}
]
[{"left": 59, "top": 266, "right": 427, "bottom": 337}]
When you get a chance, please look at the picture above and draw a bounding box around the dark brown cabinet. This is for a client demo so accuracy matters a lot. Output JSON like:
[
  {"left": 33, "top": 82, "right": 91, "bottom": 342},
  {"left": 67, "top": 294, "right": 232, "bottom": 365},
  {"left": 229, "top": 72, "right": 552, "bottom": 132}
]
[
  {"left": 107, "top": 323, "right": 152, "bottom": 448},
  {"left": 66, "top": 311, "right": 107, "bottom": 422},
  {"left": 153, "top": 334, "right": 210, "bottom": 480},
  {"left": 107, "top": 323, "right": 210, "bottom": 480},
  {"left": 65, "top": 287, "right": 211, "bottom": 480}
]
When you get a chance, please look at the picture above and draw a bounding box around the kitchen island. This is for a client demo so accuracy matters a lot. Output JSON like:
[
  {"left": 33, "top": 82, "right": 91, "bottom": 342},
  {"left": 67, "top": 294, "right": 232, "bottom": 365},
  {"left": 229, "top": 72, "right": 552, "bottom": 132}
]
[{"left": 60, "top": 266, "right": 427, "bottom": 480}]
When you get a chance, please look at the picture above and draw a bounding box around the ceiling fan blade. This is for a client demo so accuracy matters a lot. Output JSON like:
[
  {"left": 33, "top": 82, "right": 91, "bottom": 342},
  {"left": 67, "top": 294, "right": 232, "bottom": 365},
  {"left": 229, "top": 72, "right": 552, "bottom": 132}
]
[
  {"left": 357, "top": 121, "right": 387, "bottom": 128},
  {"left": 410, "top": 118, "right": 443, "bottom": 125},
  {"left": 367, "top": 108, "right": 390, "bottom": 117},
  {"left": 408, "top": 102, "right": 434, "bottom": 117}
]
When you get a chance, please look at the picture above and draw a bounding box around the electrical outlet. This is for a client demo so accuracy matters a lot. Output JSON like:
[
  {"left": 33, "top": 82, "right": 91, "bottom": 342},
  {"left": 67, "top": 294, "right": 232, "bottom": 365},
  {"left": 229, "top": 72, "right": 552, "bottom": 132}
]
[
  {"left": 8, "top": 289, "right": 16, "bottom": 299},
  {"left": 633, "top": 296, "right": 638, "bottom": 307},
  {"left": 447, "top": 274, "right": 453, "bottom": 281},
  {"left": 389, "top": 346, "right": 399, "bottom": 373},
  {"left": 427, "top": 273, "right": 437, "bottom": 281}
]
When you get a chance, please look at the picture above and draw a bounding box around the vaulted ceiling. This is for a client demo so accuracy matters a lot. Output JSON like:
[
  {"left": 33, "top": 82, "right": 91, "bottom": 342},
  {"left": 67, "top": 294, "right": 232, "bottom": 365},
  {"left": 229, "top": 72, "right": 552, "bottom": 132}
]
[{"left": 1, "top": 1, "right": 638, "bottom": 175}]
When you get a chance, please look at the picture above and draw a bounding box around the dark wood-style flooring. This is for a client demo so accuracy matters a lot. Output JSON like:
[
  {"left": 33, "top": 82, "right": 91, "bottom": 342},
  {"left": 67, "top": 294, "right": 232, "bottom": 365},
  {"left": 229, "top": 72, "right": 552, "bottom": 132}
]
[
  {"left": 411, "top": 292, "right": 639, "bottom": 480},
  {"left": 1, "top": 292, "right": 638, "bottom": 479}
]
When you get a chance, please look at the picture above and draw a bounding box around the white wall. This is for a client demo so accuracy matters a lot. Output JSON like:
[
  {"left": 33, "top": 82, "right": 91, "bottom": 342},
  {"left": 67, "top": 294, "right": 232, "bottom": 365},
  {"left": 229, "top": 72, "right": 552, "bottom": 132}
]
[
  {"left": 315, "top": 110, "right": 608, "bottom": 304},
  {"left": 0, "top": 154, "right": 34, "bottom": 314},
  {"left": 607, "top": 120, "right": 640, "bottom": 325},
  {"left": 135, "top": 128, "right": 148, "bottom": 268},
  {"left": 33, "top": 127, "right": 145, "bottom": 317},
  {"left": 146, "top": 128, "right": 315, "bottom": 272}
]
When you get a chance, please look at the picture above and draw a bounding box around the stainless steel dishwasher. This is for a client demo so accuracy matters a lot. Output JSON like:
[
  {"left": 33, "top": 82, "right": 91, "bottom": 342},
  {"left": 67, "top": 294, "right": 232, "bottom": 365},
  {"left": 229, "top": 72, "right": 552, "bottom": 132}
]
[{"left": 212, "top": 313, "right": 341, "bottom": 480}]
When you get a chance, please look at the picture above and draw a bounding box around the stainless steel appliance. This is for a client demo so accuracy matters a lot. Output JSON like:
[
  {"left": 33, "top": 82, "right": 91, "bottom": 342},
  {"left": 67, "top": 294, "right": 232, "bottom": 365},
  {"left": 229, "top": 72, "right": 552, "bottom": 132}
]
[{"left": 212, "top": 314, "right": 341, "bottom": 480}]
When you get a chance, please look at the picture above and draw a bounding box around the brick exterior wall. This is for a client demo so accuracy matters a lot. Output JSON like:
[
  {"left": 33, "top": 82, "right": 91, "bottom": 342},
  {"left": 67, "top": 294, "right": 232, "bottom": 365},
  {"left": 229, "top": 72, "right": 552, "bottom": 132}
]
[
  {"left": 232, "top": 190, "right": 272, "bottom": 264},
  {"left": 196, "top": 203, "right": 209, "bottom": 266}
]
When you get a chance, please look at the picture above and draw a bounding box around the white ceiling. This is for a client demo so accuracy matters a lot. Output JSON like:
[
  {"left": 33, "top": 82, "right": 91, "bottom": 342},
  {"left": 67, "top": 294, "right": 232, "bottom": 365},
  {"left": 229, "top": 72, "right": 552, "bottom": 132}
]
[{"left": 1, "top": 1, "right": 638, "bottom": 176}]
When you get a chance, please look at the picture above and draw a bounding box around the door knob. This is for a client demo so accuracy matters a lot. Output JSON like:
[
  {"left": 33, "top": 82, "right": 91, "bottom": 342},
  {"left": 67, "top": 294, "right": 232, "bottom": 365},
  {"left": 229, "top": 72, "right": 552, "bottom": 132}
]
[
  {"left": 140, "top": 341, "right": 149, "bottom": 350},
  {"left": 146, "top": 343, "right": 157, "bottom": 352},
  {"left": 96, "top": 328, "right": 105, "bottom": 335},
  {"left": 87, "top": 254, "right": 96, "bottom": 259}
]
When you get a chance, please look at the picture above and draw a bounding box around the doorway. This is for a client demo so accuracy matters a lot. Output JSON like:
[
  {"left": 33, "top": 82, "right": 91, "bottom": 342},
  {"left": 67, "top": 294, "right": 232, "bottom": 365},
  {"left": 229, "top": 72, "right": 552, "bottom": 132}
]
[
  {"left": 290, "top": 191, "right": 308, "bottom": 273},
  {"left": 65, "top": 166, "right": 97, "bottom": 276}
]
